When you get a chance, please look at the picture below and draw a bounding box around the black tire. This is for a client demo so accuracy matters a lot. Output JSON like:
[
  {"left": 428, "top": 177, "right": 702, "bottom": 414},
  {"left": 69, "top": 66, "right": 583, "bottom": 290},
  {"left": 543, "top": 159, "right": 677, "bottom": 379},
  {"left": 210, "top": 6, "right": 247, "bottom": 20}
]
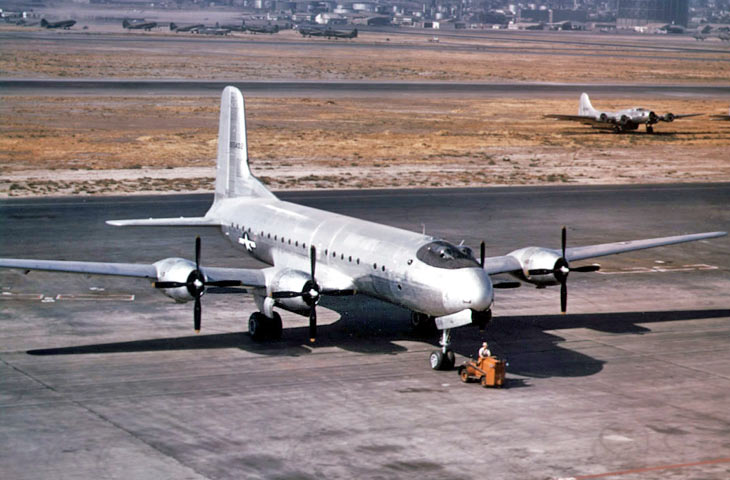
[
  {"left": 444, "top": 350, "right": 456, "bottom": 370},
  {"left": 429, "top": 350, "right": 445, "bottom": 370},
  {"left": 459, "top": 367, "right": 469, "bottom": 383},
  {"left": 269, "top": 312, "right": 283, "bottom": 340},
  {"left": 248, "top": 312, "right": 268, "bottom": 341}
]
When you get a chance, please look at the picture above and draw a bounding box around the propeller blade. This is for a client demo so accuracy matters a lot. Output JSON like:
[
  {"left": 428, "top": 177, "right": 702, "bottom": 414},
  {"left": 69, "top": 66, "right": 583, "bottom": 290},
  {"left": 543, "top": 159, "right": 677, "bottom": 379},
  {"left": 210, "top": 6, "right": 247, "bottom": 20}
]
[
  {"left": 572, "top": 264, "right": 601, "bottom": 273},
  {"left": 560, "top": 280, "right": 567, "bottom": 314},
  {"left": 493, "top": 281, "right": 521, "bottom": 289},
  {"left": 321, "top": 288, "right": 357, "bottom": 296},
  {"left": 480, "top": 241, "right": 485, "bottom": 268},
  {"left": 309, "top": 245, "right": 316, "bottom": 282},
  {"left": 154, "top": 281, "right": 187, "bottom": 289},
  {"left": 206, "top": 280, "right": 243, "bottom": 288},
  {"left": 195, "top": 236, "right": 201, "bottom": 270},
  {"left": 561, "top": 226, "right": 567, "bottom": 259},
  {"left": 194, "top": 297, "right": 201, "bottom": 332},
  {"left": 309, "top": 306, "right": 317, "bottom": 342},
  {"left": 271, "top": 291, "right": 304, "bottom": 299}
]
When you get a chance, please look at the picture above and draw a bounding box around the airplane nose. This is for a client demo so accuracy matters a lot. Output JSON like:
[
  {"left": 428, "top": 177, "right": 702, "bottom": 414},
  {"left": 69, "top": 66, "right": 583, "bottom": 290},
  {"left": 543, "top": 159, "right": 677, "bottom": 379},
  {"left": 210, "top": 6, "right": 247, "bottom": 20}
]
[{"left": 445, "top": 268, "right": 493, "bottom": 312}]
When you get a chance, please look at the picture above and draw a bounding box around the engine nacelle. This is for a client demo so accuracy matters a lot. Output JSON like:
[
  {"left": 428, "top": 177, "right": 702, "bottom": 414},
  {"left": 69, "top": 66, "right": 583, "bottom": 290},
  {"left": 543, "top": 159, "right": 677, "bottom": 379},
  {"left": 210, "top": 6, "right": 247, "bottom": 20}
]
[
  {"left": 506, "top": 247, "right": 562, "bottom": 287},
  {"left": 269, "top": 269, "right": 312, "bottom": 312},
  {"left": 153, "top": 257, "right": 198, "bottom": 302},
  {"left": 663, "top": 112, "right": 675, "bottom": 122}
]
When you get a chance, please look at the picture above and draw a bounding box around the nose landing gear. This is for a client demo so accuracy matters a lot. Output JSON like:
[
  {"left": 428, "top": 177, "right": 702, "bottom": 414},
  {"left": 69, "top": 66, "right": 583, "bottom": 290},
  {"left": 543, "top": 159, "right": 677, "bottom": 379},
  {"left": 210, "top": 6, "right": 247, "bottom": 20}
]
[{"left": 429, "top": 329, "right": 455, "bottom": 370}]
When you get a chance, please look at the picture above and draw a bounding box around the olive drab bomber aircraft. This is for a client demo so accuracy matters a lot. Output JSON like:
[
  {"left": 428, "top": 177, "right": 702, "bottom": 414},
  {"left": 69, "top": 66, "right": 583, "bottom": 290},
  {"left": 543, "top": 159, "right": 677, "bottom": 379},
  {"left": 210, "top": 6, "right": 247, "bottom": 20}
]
[{"left": 0, "top": 87, "right": 726, "bottom": 370}]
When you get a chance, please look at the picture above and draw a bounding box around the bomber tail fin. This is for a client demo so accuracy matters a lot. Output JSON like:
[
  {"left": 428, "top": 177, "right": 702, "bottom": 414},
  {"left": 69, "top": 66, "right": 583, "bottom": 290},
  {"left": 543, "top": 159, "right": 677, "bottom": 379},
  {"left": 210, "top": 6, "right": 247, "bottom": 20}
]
[
  {"left": 41, "top": 19, "right": 49, "bottom": 27},
  {"left": 213, "top": 86, "right": 276, "bottom": 203},
  {"left": 579, "top": 93, "right": 597, "bottom": 117}
]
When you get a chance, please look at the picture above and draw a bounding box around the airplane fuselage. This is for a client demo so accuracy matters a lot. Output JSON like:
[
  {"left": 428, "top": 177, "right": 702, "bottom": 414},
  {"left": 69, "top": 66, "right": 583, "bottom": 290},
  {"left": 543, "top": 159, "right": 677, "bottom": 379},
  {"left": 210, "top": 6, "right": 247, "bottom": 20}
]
[{"left": 210, "top": 196, "right": 494, "bottom": 318}]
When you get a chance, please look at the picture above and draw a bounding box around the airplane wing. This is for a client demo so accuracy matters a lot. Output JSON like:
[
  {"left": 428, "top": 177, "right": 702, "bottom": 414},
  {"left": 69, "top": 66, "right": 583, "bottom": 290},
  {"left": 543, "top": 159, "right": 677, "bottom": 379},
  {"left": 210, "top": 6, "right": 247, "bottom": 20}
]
[
  {"left": 0, "top": 258, "right": 268, "bottom": 288},
  {"left": 106, "top": 217, "right": 220, "bottom": 227},
  {"left": 661, "top": 113, "right": 703, "bottom": 121},
  {"left": 0, "top": 259, "right": 157, "bottom": 278},
  {"left": 564, "top": 231, "right": 726, "bottom": 262},
  {"left": 481, "top": 231, "right": 726, "bottom": 275},
  {"left": 544, "top": 114, "right": 605, "bottom": 126}
]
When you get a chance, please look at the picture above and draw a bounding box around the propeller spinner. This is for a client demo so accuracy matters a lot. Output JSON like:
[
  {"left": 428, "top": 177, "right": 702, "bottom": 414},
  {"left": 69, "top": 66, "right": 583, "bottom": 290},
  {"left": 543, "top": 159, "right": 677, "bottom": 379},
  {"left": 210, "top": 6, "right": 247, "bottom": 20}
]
[
  {"left": 271, "top": 245, "right": 355, "bottom": 342},
  {"left": 154, "top": 236, "right": 242, "bottom": 332},
  {"left": 527, "top": 226, "right": 600, "bottom": 313}
]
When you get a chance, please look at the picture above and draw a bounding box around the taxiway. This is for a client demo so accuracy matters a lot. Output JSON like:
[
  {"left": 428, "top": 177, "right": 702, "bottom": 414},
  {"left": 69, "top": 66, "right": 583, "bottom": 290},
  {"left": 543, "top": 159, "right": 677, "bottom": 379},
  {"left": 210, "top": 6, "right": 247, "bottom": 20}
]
[{"left": 1, "top": 184, "right": 729, "bottom": 479}]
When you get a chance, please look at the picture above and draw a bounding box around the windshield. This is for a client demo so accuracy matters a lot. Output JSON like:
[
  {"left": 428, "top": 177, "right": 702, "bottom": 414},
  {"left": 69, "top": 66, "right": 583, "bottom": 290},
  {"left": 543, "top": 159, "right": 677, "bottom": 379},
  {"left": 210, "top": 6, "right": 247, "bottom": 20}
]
[{"left": 416, "top": 241, "right": 480, "bottom": 269}]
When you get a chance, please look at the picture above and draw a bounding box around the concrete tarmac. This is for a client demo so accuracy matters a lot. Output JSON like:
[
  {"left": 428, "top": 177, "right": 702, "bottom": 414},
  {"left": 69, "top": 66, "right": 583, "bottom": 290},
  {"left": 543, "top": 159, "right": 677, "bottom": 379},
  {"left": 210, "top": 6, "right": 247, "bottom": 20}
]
[{"left": 1, "top": 184, "right": 729, "bottom": 479}]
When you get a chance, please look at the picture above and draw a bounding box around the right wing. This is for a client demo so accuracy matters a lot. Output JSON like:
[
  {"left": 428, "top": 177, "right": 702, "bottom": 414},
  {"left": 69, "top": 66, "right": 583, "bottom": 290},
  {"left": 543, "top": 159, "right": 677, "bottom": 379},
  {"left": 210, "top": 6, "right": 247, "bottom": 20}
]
[{"left": 481, "top": 231, "right": 726, "bottom": 276}]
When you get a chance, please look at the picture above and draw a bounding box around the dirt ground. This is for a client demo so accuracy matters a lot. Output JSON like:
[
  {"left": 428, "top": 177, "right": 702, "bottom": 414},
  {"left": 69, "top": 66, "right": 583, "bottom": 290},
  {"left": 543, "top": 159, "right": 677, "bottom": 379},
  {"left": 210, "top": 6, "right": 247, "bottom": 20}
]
[{"left": 1, "top": 28, "right": 729, "bottom": 196}]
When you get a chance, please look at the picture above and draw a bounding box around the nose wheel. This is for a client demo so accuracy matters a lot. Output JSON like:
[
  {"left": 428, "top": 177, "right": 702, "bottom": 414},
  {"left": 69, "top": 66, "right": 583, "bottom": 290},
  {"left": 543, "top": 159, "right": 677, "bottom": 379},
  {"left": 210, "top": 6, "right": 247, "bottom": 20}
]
[
  {"left": 429, "top": 349, "right": 455, "bottom": 370},
  {"left": 429, "top": 328, "right": 455, "bottom": 370}
]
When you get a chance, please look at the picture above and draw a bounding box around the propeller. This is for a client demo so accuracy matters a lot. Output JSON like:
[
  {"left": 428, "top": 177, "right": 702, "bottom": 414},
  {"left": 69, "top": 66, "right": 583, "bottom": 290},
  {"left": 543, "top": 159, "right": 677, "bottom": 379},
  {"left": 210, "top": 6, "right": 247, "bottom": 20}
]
[
  {"left": 479, "top": 240, "right": 520, "bottom": 289},
  {"left": 527, "top": 226, "right": 600, "bottom": 314},
  {"left": 271, "top": 245, "right": 356, "bottom": 342},
  {"left": 154, "top": 236, "right": 242, "bottom": 332}
]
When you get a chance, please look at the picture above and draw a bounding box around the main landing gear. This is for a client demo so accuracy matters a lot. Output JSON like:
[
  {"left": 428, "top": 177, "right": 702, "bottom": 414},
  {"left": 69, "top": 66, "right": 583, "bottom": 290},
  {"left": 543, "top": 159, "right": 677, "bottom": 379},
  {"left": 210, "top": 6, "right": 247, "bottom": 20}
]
[{"left": 248, "top": 311, "right": 283, "bottom": 341}]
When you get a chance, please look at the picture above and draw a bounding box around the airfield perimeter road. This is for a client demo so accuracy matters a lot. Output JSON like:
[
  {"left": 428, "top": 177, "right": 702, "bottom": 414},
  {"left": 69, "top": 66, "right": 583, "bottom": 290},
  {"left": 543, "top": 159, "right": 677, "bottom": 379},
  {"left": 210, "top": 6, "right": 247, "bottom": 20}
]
[
  {"left": 3, "top": 79, "right": 730, "bottom": 99},
  {"left": 1, "top": 184, "right": 729, "bottom": 479}
]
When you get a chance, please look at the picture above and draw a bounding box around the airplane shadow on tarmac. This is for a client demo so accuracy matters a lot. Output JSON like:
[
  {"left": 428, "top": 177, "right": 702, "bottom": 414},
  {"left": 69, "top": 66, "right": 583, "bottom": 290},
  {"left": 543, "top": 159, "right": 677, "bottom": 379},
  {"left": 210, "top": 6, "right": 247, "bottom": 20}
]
[{"left": 26, "top": 296, "right": 729, "bottom": 380}]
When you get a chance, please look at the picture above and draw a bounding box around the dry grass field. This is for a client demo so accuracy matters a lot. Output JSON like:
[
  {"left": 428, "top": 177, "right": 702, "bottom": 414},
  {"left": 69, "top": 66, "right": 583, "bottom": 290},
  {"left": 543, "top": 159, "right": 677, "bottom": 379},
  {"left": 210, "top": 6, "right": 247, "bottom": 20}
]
[{"left": 1, "top": 28, "right": 729, "bottom": 195}]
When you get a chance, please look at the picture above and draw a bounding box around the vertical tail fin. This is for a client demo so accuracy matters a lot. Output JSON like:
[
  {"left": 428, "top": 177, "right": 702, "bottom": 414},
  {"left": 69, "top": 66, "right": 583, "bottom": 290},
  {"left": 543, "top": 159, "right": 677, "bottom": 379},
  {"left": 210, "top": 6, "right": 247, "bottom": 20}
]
[
  {"left": 213, "top": 86, "right": 276, "bottom": 203},
  {"left": 579, "top": 93, "right": 597, "bottom": 117}
]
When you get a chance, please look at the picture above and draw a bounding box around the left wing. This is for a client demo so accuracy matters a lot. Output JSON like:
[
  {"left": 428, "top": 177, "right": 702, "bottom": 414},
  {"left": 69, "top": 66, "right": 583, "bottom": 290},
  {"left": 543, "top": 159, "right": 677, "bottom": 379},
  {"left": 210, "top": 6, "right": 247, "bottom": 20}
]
[
  {"left": 482, "top": 231, "right": 726, "bottom": 275},
  {"left": 544, "top": 114, "right": 604, "bottom": 126},
  {"left": 0, "top": 259, "right": 157, "bottom": 278},
  {"left": 0, "top": 258, "right": 267, "bottom": 288}
]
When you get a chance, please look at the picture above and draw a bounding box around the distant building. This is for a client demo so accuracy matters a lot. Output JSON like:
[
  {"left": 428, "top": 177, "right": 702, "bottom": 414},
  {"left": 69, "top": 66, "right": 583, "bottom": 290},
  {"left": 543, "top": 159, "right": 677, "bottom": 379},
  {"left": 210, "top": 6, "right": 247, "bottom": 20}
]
[{"left": 617, "top": 0, "right": 689, "bottom": 28}]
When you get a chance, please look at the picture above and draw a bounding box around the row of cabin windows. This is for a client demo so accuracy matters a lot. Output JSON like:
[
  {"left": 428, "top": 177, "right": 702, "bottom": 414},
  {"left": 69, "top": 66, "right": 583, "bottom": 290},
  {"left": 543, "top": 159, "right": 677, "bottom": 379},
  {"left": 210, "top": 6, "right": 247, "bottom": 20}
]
[{"left": 232, "top": 224, "right": 388, "bottom": 272}]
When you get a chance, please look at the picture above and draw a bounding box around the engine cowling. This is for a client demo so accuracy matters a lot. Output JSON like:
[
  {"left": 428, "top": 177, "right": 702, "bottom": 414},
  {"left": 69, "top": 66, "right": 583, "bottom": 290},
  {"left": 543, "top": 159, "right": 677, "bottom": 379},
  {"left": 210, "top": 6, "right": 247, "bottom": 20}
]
[
  {"left": 506, "top": 247, "right": 563, "bottom": 287},
  {"left": 663, "top": 112, "right": 675, "bottom": 122},
  {"left": 153, "top": 257, "right": 198, "bottom": 302},
  {"left": 269, "top": 269, "right": 313, "bottom": 312}
]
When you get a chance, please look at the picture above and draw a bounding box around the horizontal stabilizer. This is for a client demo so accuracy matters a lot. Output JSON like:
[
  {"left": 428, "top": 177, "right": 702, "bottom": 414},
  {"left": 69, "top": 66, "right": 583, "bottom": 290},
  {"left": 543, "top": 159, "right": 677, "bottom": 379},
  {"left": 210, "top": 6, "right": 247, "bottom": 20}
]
[{"left": 106, "top": 217, "right": 220, "bottom": 227}]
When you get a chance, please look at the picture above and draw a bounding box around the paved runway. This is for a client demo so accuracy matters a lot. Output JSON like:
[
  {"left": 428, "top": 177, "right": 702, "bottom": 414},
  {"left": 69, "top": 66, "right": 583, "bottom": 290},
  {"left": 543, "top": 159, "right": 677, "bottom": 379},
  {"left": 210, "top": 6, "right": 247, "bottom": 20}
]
[
  {"left": 4, "top": 79, "right": 730, "bottom": 98},
  {"left": 1, "top": 184, "right": 729, "bottom": 479}
]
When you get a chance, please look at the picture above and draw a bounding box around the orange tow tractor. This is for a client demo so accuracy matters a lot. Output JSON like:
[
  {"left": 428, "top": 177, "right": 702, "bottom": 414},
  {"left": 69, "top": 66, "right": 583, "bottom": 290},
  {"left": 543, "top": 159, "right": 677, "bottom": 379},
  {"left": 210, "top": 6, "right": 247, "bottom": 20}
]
[{"left": 458, "top": 356, "right": 507, "bottom": 388}]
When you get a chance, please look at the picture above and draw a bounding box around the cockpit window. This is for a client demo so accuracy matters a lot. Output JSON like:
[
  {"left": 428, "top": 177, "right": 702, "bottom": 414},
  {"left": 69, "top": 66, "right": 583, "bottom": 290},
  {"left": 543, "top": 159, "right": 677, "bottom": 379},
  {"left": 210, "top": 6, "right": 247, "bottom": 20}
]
[{"left": 416, "top": 241, "right": 480, "bottom": 269}]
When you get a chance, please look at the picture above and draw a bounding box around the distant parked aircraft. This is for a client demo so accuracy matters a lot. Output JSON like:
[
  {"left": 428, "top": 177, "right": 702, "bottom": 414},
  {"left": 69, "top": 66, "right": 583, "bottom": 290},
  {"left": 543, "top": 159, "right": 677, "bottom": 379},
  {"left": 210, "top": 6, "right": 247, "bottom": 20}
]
[
  {"left": 170, "top": 22, "right": 204, "bottom": 32},
  {"left": 122, "top": 19, "right": 158, "bottom": 31},
  {"left": 219, "top": 21, "right": 246, "bottom": 32},
  {"left": 326, "top": 28, "right": 357, "bottom": 39},
  {"left": 196, "top": 26, "right": 231, "bottom": 35},
  {"left": 298, "top": 25, "right": 357, "bottom": 39},
  {"left": 40, "top": 18, "right": 76, "bottom": 29},
  {"left": 245, "top": 23, "right": 280, "bottom": 34},
  {"left": 546, "top": 93, "right": 702, "bottom": 133}
]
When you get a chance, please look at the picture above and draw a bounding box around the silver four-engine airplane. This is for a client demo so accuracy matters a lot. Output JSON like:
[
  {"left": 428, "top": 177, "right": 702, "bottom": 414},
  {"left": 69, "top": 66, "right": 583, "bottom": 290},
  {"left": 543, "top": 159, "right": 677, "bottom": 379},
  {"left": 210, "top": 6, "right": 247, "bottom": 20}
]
[
  {"left": 0, "top": 87, "right": 725, "bottom": 371},
  {"left": 546, "top": 93, "right": 702, "bottom": 133}
]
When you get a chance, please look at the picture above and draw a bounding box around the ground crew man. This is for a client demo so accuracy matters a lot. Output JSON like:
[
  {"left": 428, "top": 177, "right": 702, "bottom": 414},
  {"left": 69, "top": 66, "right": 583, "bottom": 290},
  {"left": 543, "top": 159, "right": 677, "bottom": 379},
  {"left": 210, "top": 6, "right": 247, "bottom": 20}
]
[{"left": 478, "top": 341, "right": 491, "bottom": 359}]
